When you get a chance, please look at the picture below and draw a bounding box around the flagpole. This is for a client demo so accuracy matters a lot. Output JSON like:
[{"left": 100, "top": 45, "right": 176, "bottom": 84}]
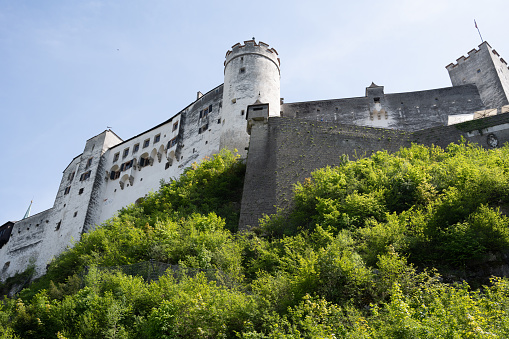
[
  {"left": 23, "top": 200, "right": 32, "bottom": 220},
  {"left": 474, "top": 20, "right": 484, "bottom": 43}
]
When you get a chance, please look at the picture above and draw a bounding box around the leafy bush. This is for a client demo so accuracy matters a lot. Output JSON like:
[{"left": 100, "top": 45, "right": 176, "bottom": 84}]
[{"left": 5, "top": 143, "right": 509, "bottom": 337}]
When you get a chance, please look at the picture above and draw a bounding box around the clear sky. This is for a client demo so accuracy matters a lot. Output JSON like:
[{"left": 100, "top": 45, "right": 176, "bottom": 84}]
[{"left": 1, "top": 0, "right": 507, "bottom": 223}]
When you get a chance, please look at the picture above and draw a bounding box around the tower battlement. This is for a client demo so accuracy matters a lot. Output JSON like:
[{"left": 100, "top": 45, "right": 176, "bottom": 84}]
[
  {"left": 446, "top": 41, "right": 509, "bottom": 108},
  {"left": 446, "top": 42, "right": 508, "bottom": 71},
  {"left": 224, "top": 40, "right": 280, "bottom": 70}
]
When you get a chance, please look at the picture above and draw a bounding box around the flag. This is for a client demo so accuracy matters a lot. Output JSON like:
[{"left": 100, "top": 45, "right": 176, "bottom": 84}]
[
  {"left": 23, "top": 200, "right": 32, "bottom": 220},
  {"left": 474, "top": 20, "right": 478, "bottom": 29}
]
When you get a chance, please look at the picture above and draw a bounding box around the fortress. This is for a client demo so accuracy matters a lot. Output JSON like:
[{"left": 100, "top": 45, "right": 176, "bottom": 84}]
[{"left": 2, "top": 39, "right": 509, "bottom": 281}]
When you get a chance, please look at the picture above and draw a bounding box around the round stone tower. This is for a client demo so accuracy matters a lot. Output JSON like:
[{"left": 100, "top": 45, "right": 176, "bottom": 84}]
[{"left": 220, "top": 39, "right": 281, "bottom": 156}]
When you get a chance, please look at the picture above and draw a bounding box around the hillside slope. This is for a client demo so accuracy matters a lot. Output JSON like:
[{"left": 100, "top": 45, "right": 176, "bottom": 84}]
[{"left": 2, "top": 144, "right": 509, "bottom": 338}]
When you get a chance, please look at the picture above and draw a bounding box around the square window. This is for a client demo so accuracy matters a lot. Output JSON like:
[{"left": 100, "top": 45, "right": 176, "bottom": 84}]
[
  {"left": 198, "top": 123, "right": 209, "bottom": 134},
  {"left": 123, "top": 148, "right": 129, "bottom": 158},
  {"left": 143, "top": 139, "right": 150, "bottom": 148},
  {"left": 79, "top": 188, "right": 84, "bottom": 195},
  {"left": 140, "top": 156, "right": 150, "bottom": 168},
  {"left": 80, "top": 171, "right": 91, "bottom": 181},
  {"left": 110, "top": 171, "right": 120, "bottom": 180},
  {"left": 240, "top": 67, "right": 245, "bottom": 73},
  {"left": 133, "top": 143, "right": 139, "bottom": 153},
  {"left": 122, "top": 159, "right": 133, "bottom": 171},
  {"left": 173, "top": 121, "right": 179, "bottom": 131},
  {"left": 113, "top": 153, "right": 119, "bottom": 162},
  {"left": 154, "top": 134, "right": 161, "bottom": 143},
  {"left": 167, "top": 137, "right": 177, "bottom": 149}
]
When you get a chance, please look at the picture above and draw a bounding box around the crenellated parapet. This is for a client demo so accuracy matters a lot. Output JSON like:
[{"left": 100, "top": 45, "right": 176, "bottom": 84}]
[
  {"left": 224, "top": 40, "right": 280, "bottom": 72},
  {"left": 446, "top": 41, "right": 508, "bottom": 71}
]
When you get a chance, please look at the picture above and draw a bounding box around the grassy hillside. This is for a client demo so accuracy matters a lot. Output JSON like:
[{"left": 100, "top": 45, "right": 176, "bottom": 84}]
[{"left": 2, "top": 144, "right": 509, "bottom": 338}]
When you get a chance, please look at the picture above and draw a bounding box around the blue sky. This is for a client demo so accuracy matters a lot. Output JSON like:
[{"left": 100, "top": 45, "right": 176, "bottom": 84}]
[{"left": 1, "top": 0, "right": 507, "bottom": 222}]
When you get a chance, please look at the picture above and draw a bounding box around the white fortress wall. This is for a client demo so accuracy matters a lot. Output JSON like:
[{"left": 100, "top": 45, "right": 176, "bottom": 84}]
[
  {"left": 0, "top": 131, "right": 123, "bottom": 280},
  {"left": 97, "top": 84, "right": 225, "bottom": 225}
]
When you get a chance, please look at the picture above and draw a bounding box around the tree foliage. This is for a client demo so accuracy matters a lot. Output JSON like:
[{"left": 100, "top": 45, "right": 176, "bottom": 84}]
[{"left": 3, "top": 144, "right": 509, "bottom": 338}]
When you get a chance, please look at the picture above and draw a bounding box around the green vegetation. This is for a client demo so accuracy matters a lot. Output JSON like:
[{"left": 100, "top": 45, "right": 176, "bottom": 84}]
[{"left": 2, "top": 144, "right": 509, "bottom": 338}]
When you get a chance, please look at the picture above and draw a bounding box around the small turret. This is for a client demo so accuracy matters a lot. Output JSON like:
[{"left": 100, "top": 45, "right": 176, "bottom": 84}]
[{"left": 220, "top": 40, "right": 281, "bottom": 156}]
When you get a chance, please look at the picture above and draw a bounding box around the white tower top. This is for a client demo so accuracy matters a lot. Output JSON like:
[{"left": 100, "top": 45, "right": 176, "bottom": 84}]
[{"left": 220, "top": 40, "right": 281, "bottom": 156}]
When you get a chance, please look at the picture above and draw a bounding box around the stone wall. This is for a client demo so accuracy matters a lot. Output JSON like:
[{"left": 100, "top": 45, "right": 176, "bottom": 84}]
[
  {"left": 239, "top": 112, "right": 509, "bottom": 230},
  {"left": 282, "top": 84, "right": 485, "bottom": 131}
]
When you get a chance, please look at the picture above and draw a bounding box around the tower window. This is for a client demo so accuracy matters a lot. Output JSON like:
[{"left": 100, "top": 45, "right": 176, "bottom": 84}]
[
  {"left": 240, "top": 67, "right": 245, "bottom": 73},
  {"left": 477, "top": 69, "right": 481, "bottom": 73},
  {"left": 73, "top": 212, "right": 77, "bottom": 218},
  {"left": 79, "top": 188, "right": 84, "bottom": 195},
  {"left": 374, "top": 97, "right": 381, "bottom": 103},
  {"left": 241, "top": 110, "right": 245, "bottom": 116},
  {"left": 79, "top": 171, "right": 91, "bottom": 181}
]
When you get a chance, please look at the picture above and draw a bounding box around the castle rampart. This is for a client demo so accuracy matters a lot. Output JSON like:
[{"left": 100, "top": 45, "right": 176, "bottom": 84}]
[
  {"left": 239, "top": 111, "right": 509, "bottom": 230},
  {"left": 282, "top": 84, "right": 485, "bottom": 131},
  {"left": 3, "top": 39, "right": 509, "bottom": 282}
]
